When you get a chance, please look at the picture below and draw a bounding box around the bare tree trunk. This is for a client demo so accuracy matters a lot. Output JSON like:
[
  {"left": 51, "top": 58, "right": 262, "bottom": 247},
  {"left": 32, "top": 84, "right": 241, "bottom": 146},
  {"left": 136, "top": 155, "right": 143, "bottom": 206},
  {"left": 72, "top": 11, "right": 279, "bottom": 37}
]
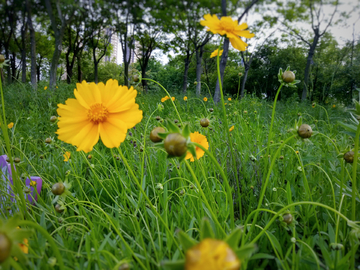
[
  {"left": 195, "top": 48, "right": 203, "bottom": 96},
  {"left": 94, "top": 61, "right": 98, "bottom": 84},
  {"left": 77, "top": 56, "right": 82, "bottom": 82},
  {"left": 302, "top": 35, "right": 319, "bottom": 101},
  {"left": 141, "top": 68, "right": 148, "bottom": 93},
  {"left": 182, "top": 57, "right": 191, "bottom": 93},
  {"left": 213, "top": 39, "right": 229, "bottom": 103},
  {"left": 26, "top": 0, "right": 37, "bottom": 88},
  {"left": 240, "top": 67, "right": 249, "bottom": 98}
]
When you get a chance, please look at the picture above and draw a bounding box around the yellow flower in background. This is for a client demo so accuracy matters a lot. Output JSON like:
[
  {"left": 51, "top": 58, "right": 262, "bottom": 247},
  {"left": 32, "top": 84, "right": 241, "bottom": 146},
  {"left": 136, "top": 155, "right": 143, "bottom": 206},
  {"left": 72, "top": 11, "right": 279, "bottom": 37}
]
[
  {"left": 200, "top": 14, "right": 254, "bottom": 51},
  {"left": 44, "top": 86, "right": 48, "bottom": 90},
  {"left": 30, "top": 181, "right": 36, "bottom": 187},
  {"left": 185, "top": 132, "right": 209, "bottom": 162},
  {"left": 203, "top": 97, "right": 208, "bottom": 102},
  {"left": 184, "top": 96, "right": 188, "bottom": 101},
  {"left": 63, "top": 151, "right": 71, "bottom": 162},
  {"left": 171, "top": 97, "right": 175, "bottom": 101},
  {"left": 333, "top": 105, "right": 336, "bottom": 108},
  {"left": 8, "top": 122, "right": 14, "bottom": 129},
  {"left": 161, "top": 97, "right": 166, "bottom": 102},
  {"left": 56, "top": 80, "right": 143, "bottom": 153},
  {"left": 18, "top": 238, "right": 28, "bottom": 254},
  {"left": 56, "top": 86, "right": 58, "bottom": 89},
  {"left": 229, "top": 126, "right": 234, "bottom": 132},
  {"left": 210, "top": 49, "right": 223, "bottom": 58},
  {"left": 228, "top": 98, "right": 232, "bottom": 101},
  {"left": 185, "top": 238, "right": 240, "bottom": 270}
]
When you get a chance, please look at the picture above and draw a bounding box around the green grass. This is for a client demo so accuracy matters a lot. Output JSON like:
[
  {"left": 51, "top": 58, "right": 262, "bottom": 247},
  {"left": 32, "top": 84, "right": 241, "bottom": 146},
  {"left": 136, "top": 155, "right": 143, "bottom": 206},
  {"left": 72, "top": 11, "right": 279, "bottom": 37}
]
[{"left": 1, "top": 80, "right": 359, "bottom": 269}]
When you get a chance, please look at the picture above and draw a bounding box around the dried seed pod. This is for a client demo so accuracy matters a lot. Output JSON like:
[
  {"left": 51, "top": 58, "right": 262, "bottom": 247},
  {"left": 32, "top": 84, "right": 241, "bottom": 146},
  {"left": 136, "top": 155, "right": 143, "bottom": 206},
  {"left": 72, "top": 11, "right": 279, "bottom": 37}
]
[
  {"left": 298, "top": 124, "right": 313, "bottom": 138},
  {"left": 164, "top": 133, "right": 187, "bottom": 157},
  {"left": 51, "top": 182, "right": 65, "bottom": 196},
  {"left": 50, "top": 116, "right": 57, "bottom": 122},
  {"left": 344, "top": 151, "right": 354, "bottom": 163},
  {"left": 200, "top": 118, "right": 210, "bottom": 128},
  {"left": 55, "top": 204, "right": 64, "bottom": 213},
  {"left": 283, "top": 213, "right": 293, "bottom": 225},
  {"left": 150, "top": 127, "right": 166, "bottom": 143},
  {"left": 0, "top": 233, "right": 12, "bottom": 263},
  {"left": 282, "top": 71, "right": 295, "bottom": 83}
]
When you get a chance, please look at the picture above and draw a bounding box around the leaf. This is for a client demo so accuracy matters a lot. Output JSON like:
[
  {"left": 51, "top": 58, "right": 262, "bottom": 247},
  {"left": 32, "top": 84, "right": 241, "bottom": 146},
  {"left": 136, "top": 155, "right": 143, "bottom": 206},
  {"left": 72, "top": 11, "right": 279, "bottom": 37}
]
[
  {"left": 250, "top": 253, "right": 275, "bottom": 260},
  {"left": 338, "top": 121, "right": 357, "bottom": 133},
  {"left": 235, "top": 243, "right": 258, "bottom": 261},
  {"left": 200, "top": 218, "right": 215, "bottom": 240},
  {"left": 224, "top": 227, "right": 242, "bottom": 250},
  {"left": 161, "top": 260, "right": 185, "bottom": 270},
  {"left": 166, "top": 119, "right": 181, "bottom": 133},
  {"left": 182, "top": 123, "right": 190, "bottom": 138},
  {"left": 178, "top": 230, "right": 197, "bottom": 252}
]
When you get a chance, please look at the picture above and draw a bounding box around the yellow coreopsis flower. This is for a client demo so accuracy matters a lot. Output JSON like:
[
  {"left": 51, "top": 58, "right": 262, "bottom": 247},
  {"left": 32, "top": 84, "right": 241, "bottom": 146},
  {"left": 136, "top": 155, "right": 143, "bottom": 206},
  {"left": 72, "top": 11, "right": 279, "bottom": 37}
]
[
  {"left": 333, "top": 105, "right": 336, "bottom": 108},
  {"left": 185, "top": 238, "right": 240, "bottom": 270},
  {"left": 44, "top": 86, "right": 48, "bottom": 90},
  {"left": 63, "top": 151, "right": 71, "bottom": 162},
  {"left": 56, "top": 80, "right": 143, "bottom": 153},
  {"left": 161, "top": 97, "right": 166, "bottom": 103},
  {"left": 228, "top": 98, "right": 232, "bottom": 101},
  {"left": 184, "top": 96, "right": 188, "bottom": 101},
  {"left": 8, "top": 122, "right": 14, "bottom": 129},
  {"left": 185, "top": 132, "right": 209, "bottom": 162},
  {"left": 229, "top": 126, "right": 234, "bottom": 132},
  {"left": 172, "top": 97, "right": 175, "bottom": 101},
  {"left": 200, "top": 14, "right": 254, "bottom": 51},
  {"left": 203, "top": 97, "right": 208, "bottom": 102},
  {"left": 210, "top": 49, "right": 223, "bottom": 58}
]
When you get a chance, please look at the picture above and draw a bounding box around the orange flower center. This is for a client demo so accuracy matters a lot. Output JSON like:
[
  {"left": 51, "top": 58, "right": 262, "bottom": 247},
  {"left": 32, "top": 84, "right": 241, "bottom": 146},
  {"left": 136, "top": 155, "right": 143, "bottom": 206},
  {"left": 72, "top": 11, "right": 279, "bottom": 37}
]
[{"left": 87, "top": 103, "right": 109, "bottom": 124}]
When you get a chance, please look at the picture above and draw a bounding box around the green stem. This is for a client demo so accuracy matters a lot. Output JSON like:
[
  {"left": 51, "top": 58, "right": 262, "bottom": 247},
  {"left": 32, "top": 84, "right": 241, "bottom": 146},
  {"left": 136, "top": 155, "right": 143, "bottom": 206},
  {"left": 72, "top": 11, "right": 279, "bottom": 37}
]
[
  {"left": 184, "top": 160, "right": 226, "bottom": 237},
  {"left": 236, "top": 75, "right": 241, "bottom": 101},
  {"left": 18, "top": 220, "right": 65, "bottom": 269},
  {"left": 193, "top": 142, "right": 234, "bottom": 226},
  {"left": 142, "top": 78, "right": 183, "bottom": 124},
  {"left": 216, "top": 41, "right": 238, "bottom": 228}
]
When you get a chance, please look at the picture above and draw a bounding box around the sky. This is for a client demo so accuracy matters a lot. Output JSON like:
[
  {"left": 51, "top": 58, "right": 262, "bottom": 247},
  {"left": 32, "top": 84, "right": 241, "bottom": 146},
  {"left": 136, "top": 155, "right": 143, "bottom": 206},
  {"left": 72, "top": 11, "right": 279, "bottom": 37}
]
[{"left": 116, "top": 0, "right": 360, "bottom": 65}]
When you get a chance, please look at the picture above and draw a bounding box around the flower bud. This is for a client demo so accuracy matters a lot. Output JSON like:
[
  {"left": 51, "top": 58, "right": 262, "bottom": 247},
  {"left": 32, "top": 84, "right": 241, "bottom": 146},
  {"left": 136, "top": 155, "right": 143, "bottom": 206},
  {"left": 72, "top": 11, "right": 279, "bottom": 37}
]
[
  {"left": 50, "top": 116, "right": 57, "bottom": 122},
  {"left": 150, "top": 127, "right": 166, "bottom": 143},
  {"left": 51, "top": 182, "right": 65, "bottom": 196},
  {"left": 155, "top": 183, "right": 163, "bottom": 191},
  {"left": 238, "top": 72, "right": 243, "bottom": 76},
  {"left": 200, "top": 118, "right": 210, "bottom": 127},
  {"left": 155, "top": 116, "right": 161, "bottom": 121},
  {"left": 283, "top": 213, "right": 293, "bottom": 225},
  {"left": 209, "top": 108, "right": 214, "bottom": 112},
  {"left": 0, "top": 233, "right": 12, "bottom": 263},
  {"left": 179, "top": 189, "right": 185, "bottom": 196},
  {"left": 164, "top": 133, "right": 187, "bottom": 157},
  {"left": 344, "top": 151, "right": 354, "bottom": 163},
  {"left": 174, "top": 119, "right": 179, "bottom": 123},
  {"left": 14, "top": 157, "right": 21, "bottom": 163},
  {"left": 298, "top": 124, "right": 312, "bottom": 138},
  {"left": 87, "top": 154, "right": 92, "bottom": 159},
  {"left": 55, "top": 204, "right": 64, "bottom": 213},
  {"left": 282, "top": 71, "right": 295, "bottom": 83},
  {"left": 45, "top": 138, "right": 52, "bottom": 144},
  {"left": 133, "top": 75, "right": 139, "bottom": 82},
  {"left": 0, "top": 55, "right": 5, "bottom": 63}
]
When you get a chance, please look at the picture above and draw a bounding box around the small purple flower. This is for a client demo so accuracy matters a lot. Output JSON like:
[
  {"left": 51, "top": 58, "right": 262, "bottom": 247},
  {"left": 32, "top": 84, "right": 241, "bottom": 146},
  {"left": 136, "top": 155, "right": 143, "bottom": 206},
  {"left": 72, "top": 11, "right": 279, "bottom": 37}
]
[{"left": 0, "top": 155, "right": 42, "bottom": 209}]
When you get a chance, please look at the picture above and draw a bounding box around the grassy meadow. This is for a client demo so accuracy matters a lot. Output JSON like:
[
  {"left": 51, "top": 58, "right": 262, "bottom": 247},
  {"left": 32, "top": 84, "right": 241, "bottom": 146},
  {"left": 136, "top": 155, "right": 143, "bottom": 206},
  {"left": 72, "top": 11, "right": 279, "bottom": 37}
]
[{"left": 1, "top": 76, "right": 360, "bottom": 270}]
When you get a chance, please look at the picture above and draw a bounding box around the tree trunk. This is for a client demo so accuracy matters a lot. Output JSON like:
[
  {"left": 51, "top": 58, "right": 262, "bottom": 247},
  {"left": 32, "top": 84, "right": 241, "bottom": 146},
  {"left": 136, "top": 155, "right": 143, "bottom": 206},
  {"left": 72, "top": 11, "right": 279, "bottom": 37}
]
[
  {"left": 77, "top": 56, "right": 82, "bottom": 82},
  {"left": 26, "top": 0, "right": 37, "bottom": 88},
  {"left": 141, "top": 69, "right": 148, "bottom": 93},
  {"left": 301, "top": 35, "right": 319, "bottom": 101},
  {"left": 49, "top": 36, "right": 63, "bottom": 88},
  {"left": 10, "top": 52, "right": 16, "bottom": 82},
  {"left": 213, "top": 38, "right": 229, "bottom": 103},
  {"left": 195, "top": 48, "right": 203, "bottom": 97},
  {"left": 94, "top": 61, "right": 98, "bottom": 84},
  {"left": 21, "top": 24, "right": 27, "bottom": 83},
  {"left": 182, "top": 57, "right": 190, "bottom": 93},
  {"left": 240, "top": 66, "right": 250, "bottom": 98}
]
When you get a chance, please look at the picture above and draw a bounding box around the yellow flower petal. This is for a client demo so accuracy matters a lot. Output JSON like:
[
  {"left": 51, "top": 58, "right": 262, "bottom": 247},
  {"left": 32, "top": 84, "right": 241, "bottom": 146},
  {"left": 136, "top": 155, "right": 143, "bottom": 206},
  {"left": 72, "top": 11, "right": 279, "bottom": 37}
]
[
  {"left": 185, "top": 132, "right": 209, "bottom": 162},
  {"left": 229, "top": 37, "right": 248, "bottom": 51}
]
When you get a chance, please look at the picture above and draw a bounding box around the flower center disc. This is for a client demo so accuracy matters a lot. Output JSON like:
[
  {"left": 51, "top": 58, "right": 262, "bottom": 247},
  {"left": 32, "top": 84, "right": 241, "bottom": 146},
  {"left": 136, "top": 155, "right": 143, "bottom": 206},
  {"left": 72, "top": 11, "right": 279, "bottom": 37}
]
[
  {"left": 87, "top": 103, "right": 109, "bottom": 124},
  {"left": 220, "top": 21, "right": 234, "bottom": 32}
]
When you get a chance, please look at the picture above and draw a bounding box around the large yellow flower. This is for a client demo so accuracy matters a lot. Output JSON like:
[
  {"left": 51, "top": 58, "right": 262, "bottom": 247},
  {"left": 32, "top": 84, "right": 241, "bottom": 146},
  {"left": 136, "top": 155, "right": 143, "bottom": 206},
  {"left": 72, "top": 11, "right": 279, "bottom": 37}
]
[
  {"left": 185, "top": 132, "right": 209, "bottom": 162},
  {"left": 185, "top": 238, "right": 240, "bottom": 270},
  {"left": 200, "top": 14, "right": 254, "bottom": 51},
  {"left": 56, "top": 79, "right": 143, "bottom": 153}
]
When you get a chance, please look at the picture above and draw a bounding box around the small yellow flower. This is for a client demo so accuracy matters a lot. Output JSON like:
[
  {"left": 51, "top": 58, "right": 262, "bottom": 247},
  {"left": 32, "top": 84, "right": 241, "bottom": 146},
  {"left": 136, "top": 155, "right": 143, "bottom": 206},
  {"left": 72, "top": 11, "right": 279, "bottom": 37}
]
[
  {"left": 185, "top": 238, "right": 240, "bottom": 270},
  {"left": 200, "top": 14, "right": 255, "bottom": 51},
  {"left": 185, "top": 132, "right": 209, "bottom": 162},
  {"left": 171, "top": 97, "right": 175, "bottom": 101},
  {"left": 30, "top": 181, "right": 36, "bottom": 187},
  {"left": 203, "top": 97, "right": 208, "bottom": 102},
  {"left": 184, "top": 96, "right": 188, "bottom": 101},
  {"left": 8, "top": 122, "right": 14, "bottom": 129},
  {"left": 63, "top": 151, "right": 71, "bottom": 162},
  {"left": 296, "top": 151, "right": 299, "bottom": 154},
  {"left": 229, "top": 126, "right": 234, "bottom": 132},
  {"left": 225, "top": 103, "right": 227, "bottom": 105},
  {"left": 210, "top": 49, "right": 223, "bottom": 58},
  {"left": 161, "top": 98, "right": 166, "bottom": 103},
  {"left": 228, "top": 98, "right": 231, "bottom": 101},
  {"left": 44, "top": 86, "right": 48, "bottom": 90},
  {"left": 19, "top": 238, "right": 28, "bottom": 254},
  {"left": 332, "top": 105, "right": 336, "bottom": 108},
  {"left": 56, "top": 86, "right": 58, "bottom": 89}
]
